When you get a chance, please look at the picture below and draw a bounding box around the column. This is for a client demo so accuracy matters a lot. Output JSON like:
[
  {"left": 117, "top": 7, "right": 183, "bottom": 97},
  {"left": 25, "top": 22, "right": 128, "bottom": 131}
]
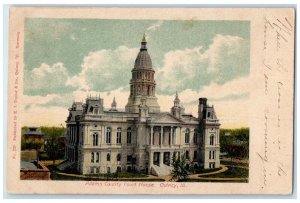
[
  {"left": 148, "top": 151, "right": 153, "bottom": 174},
  {"left": 179, "top": 127, "right": 182, "bottom": 148},
  {"left": 150, "top": 126, "right": 153, "bottom": 145},
  {"left": 74, "top": 149, "right": 76, "bottom": 162},
  {"left": 170, "top": 126, "right": 173, "bottom": 145},
  {"left": 160, "top": 152, "right": 164, "bottom": 166},
  {"left": 160, "top": 126, "right": 163, "bottom": 146}
]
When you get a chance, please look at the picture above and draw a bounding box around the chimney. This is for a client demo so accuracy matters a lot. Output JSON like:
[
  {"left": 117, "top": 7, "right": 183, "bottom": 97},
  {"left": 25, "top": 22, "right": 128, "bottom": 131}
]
[{"left": 198, "top": 98, "right": 207, "bottom": 120}]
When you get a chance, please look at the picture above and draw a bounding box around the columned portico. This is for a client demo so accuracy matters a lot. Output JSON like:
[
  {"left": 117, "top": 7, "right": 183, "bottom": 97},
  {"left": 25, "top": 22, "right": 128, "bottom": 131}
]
[{"left": 148, "top": 125, "right": 180, "bottom": 147}]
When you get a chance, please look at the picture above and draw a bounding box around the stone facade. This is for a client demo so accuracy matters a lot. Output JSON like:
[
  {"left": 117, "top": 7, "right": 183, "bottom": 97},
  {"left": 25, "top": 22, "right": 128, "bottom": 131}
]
[{"left": 62, "top": 35, "right": 221, "bottom": 176}]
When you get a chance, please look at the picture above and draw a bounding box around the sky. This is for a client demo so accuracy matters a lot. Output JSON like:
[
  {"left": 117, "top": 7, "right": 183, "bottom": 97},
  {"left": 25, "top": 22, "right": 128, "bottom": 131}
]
[{"left": 23, "top": 18, "right": 250, "bottom": 128}]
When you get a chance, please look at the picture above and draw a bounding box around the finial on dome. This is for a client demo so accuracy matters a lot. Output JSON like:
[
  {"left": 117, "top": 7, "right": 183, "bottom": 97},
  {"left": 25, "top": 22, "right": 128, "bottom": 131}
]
[{"left": 142, "top": 33, "right": 147, "bottom": 43}]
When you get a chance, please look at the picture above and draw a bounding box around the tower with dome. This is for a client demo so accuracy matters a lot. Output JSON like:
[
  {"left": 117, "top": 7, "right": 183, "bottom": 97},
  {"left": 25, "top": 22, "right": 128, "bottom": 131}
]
[{"left": 60, "top": 34, "right": 221, "bottom": 175}]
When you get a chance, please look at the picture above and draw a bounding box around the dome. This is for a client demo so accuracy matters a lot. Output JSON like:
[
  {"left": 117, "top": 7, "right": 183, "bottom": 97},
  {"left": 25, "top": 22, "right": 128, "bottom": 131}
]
[
  {"left": 134, "top": 34, "right": 153, "bottom": 69},
  {"left": 134, "top": 50, "right": 152, "bottom": 69}
]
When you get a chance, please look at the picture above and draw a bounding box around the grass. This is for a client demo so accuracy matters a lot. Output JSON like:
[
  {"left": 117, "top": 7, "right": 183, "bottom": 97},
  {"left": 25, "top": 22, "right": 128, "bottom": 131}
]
[
  {"left": 49, "top": 164, "right": 153, "bottom": 181},
  {"left": 221, "top": 160, "right": 249, "bottom": 167},
  {"left": 202, "top": 166, "right": 248, "bottom": 179},
  {"left": 193, "top": 167, "right": 221, "bottom": 174},
  {"left": 51, "top": 172, "right": 164, "bottom": 181}
]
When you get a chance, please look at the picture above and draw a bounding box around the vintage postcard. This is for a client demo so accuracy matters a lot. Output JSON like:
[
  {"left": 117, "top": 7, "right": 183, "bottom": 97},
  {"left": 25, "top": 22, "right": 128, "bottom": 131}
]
[{"left": 6, "top": 7, "right": 295, "bottom": 194}]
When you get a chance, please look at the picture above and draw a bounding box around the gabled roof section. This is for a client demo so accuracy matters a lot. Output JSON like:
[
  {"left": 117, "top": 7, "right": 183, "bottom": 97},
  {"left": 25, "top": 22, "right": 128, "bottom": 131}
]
[{"left": 150, "top": 113, "right": 183, "bottom": 124}]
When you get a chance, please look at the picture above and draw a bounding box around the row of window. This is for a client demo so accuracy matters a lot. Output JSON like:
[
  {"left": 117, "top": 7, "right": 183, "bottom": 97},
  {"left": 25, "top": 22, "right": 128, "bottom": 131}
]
[
  {"left": 91, "top": 152, "right": 134, "bottom": 163},
  {"left": 91, "top": 127, "right": 215, "bottom": 146},
  {"left": 185, "top": 150, "right": 198, "bottom": 161},
  {"left": 209, "top": 150, "right": 216, "bottom": 160},
  {"left": 90, "top": 166, "right": 136, "bottom": 174},
  {"left": 133, "top": 71, "right": 154, "bottom": 81},
  {"left": 92, "top": 127, "right": 132, "bottom": 146}
]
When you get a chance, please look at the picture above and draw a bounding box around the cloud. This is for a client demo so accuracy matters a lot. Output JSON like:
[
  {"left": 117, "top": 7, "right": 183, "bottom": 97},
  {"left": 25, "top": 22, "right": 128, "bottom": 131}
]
[
  {"left": 24, "top": 63, "right": 73, "bottom": 95},
  {"left": 23, "top": 75, "right": 249, "bottom": 128},
  {"left": 156, "top": 34, "right": 249, "bottom": 94},
  {"left": 145, "top": 21, "right": 163, "bottom": 42},
  {"left": 147, "top": 21, "right": 163, "bottom": 32},
  {"left": 66, "top": 46, "right": 139, "bottom": 92},
  {"left": 156, "top": 76, "right": 250, "bottom": 128}
]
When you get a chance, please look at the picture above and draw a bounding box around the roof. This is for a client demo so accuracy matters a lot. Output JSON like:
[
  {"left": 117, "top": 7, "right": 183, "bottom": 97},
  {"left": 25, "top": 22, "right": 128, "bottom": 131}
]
[
  {"left": 24, "top": 131, "right": 43, "bottom": 136},
  {"left": 134, "top": 34, "right": 153, "bottom": 69},
  {"left": 20, "top": 161, "right": 38, "bottom": 169}
]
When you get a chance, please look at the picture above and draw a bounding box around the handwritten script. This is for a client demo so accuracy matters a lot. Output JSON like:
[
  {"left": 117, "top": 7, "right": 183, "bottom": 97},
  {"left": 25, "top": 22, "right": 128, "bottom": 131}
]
[{"left": 257, "top": 16, "right": 292, "bottom": 190}]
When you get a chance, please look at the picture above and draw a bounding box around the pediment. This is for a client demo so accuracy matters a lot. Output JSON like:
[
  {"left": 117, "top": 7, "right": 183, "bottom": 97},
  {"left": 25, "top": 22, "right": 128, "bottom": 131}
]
[{"left": 150, "top": 113, "right": 182, "bottom": 124}]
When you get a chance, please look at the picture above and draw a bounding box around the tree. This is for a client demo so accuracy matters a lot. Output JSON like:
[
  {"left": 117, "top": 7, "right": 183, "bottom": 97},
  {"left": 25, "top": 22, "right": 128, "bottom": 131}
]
[
  {"left": 171, "top": 154, "right": 190, "bottom": 181},
  {"left": 44, "top": 127, "right": 64, "bottom": 165}
]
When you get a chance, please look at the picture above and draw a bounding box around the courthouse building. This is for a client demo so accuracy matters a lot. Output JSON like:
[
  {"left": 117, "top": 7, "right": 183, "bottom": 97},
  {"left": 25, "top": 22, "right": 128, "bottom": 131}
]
[{"left": 59, "top": 35, "right": 221, "bottom": 176}]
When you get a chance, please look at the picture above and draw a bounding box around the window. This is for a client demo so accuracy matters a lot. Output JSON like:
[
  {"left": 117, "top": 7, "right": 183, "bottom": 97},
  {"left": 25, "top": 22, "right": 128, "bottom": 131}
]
[
  {"left": 96, "top": 152, "right": 100, "bottom": 163},
  {"left": 193, "top": 151, "right": 197, "bottom": 161},
  {"left": 94, "top": 107, "right": 99, "bottom": 114},
  {"left": 127, "top": 127, "right": 132, "bottom": 144},
  {"left": 193, "top": 129, "right": 197, "bottom": 144},
  {"left": 209, "top": 150, "right": 215, "bottom": 159},
  {"left": 185, "top": 150, "right": 190, "bottom": 160},
  {"left": 89, "top": 106, "right": 94, "bottom": 113},
  {"left": 117, "top": 166, "right": 121, "bottom": 173},
  {"left": 106, "top": 127, "right": 111, "bottom": 144},
  {"left": 90, "top": 167, "right": 94, "bottom": 174},
  {"left": 116, "top": 128, "right": 122, "bottom": 144},
  {"left": 185, "top": 128, "right": 190, "bottom": 144},
  {"left": 91, "top": 152, "right": 94, "bottom": 163},
  {"left": 210, "top": 135, "right": 214, "bottom": 145},
  {"left": 117, "top": 153, "right": 121, "bottom": 161},
  {"left": 96, "top": 167, "right": 99, "bottom": 174},
  {"left": 127, "top": 155, "right": 132, "bottom": 163},
  {"left": 207, "top": 112, "right": 211, "bottom": 118},
  {"left": 107, "top": 153, "right": 111, "bottom": 161},
  {"left": 92, "top": 133, "right": 98, "bottom": 146},
  {"left": 107, "top": 167, "right": 111, "bottom": 173}
]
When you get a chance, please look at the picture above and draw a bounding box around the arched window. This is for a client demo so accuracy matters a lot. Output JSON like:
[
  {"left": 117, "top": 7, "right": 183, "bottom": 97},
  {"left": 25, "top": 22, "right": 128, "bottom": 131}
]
[
  {"left": 107, "top": 167, "right": 111, "bottom": 173},
  {"left": 127, "top": 127, "right": 132, "bottom": 144},
  {"left": 193, "top": 129, "right": 197, "bottom": 144},
  {"left": 106, "top": 127, "right": 111, "bottom": 144},
  {"left": 116, "top": 127, "right": 122, "bottom": 144},
  {"left": 185, "top": 128, "right": 190, "bottom": 144},
  {"left": 210, "top": 135, "right": 214, "bottom": 145},
  {"left": 117, "top": 166, "right": 121, "bottom": 173},
  {"left": 96, "top": 152, "right": 100, "bottom": 163},
  {"left": 107, "top": 153, "right": 111, "bottom": 161},
  {"left": 91, "top": 152, "right": 94, "bottom": 163},
  {"left": 92, "top": 133, "right": 98, "bottom": 146},
  {"left": 117, "top": 153, "right": 121, "bottom": 161},
  {"left": 94, "top": 107, "right": 99, "bottom": 114}
]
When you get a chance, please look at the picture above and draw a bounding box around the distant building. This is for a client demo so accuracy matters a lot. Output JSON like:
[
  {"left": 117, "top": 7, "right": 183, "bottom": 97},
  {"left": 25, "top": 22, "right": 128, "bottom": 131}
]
[
  {"left": 20, "top": 151, "right": 50, "bottom": 180},
  {"left": 20, "top": 161, "right": 50, "bottom": 180},
  {"left": 23, "top": 127, "right": 45, "bottom": 151},
  {"left": 60, "top": 34, "right": 221, "bottom": 176}
]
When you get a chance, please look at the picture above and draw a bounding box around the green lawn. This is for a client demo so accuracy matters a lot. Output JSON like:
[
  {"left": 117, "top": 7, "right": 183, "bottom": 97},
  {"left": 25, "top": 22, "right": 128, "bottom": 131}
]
[
  {"left": 194, "top": 167, "right": 221, "bottom": 174},
  {"left": 221, "top": 160, "right": 249, "bottom": 167},
  {"left": 201, "top": 166, "right": 248, "bottom": 179},
  {"left": 51, "top": 172, "right": 164, "bottom": 181},
  {"left": 49, "top": 165, "right": 158, "bottom": 181}
]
